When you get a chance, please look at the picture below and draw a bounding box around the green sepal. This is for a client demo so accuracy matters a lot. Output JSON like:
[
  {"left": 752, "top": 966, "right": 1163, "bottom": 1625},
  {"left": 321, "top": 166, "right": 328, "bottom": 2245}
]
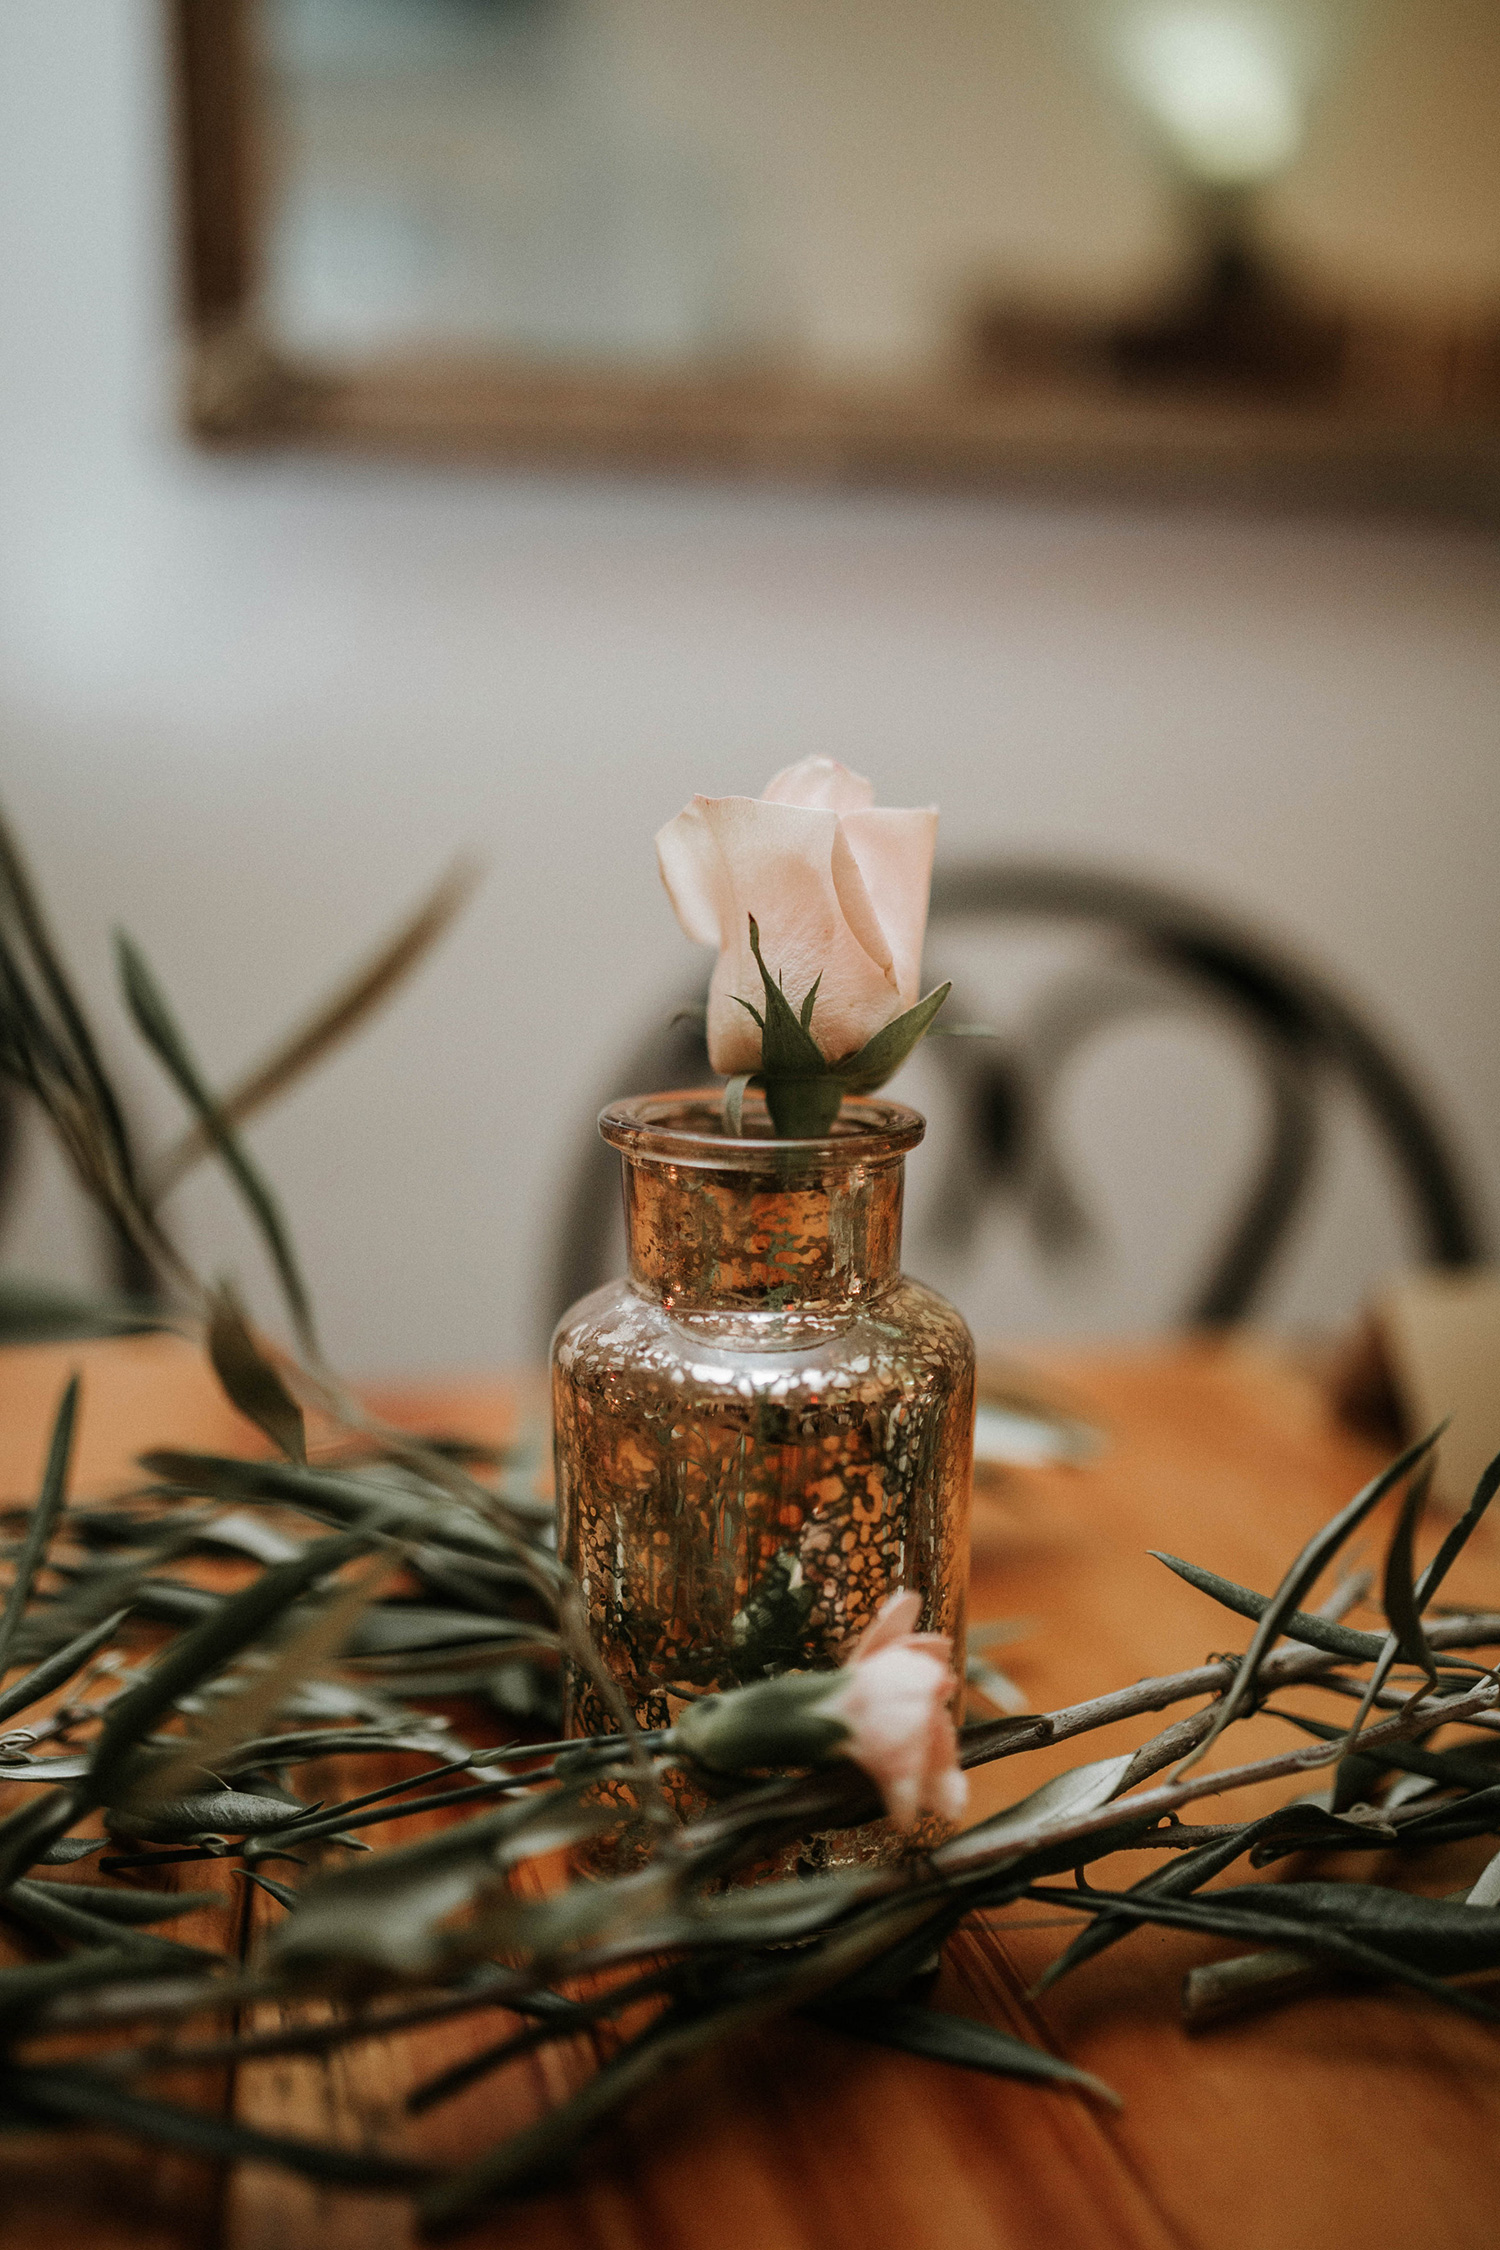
[
  {"left": 744, "top": 918, "right": 827, "bottom": 1076},
  {"left": 831, "top": 981, "right": 952, "bottom": 1094},
  {"left": 730, "top": 918, "right": 952, "bottom": 1137},
  {"left": 763, "top": 1075, "right": 846, "bottom": 1138}
]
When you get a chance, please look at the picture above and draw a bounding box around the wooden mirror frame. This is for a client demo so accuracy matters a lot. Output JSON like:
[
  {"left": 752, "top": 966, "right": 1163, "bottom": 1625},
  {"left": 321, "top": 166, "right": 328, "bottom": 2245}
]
[{"left": 170, "top": 0, "right": 1500, "bottom": 518}]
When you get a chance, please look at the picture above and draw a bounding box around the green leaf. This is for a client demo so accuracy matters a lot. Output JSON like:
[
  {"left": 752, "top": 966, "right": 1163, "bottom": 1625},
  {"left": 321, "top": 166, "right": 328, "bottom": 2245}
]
[
  {"left": 1045, "top": 1883, "right": 1500, "bottom": 2025},
  {"left": 35, "top": 1837, "right": 107, "bottom": 1866},
  {"left": 1256, "top": 1710, "right": 1500, "bottom": 1812},
  {"left": 0, "top": 1949, "right": 182, "bottom": 2033},
  {"left": 206, "top": 1284, "right": 307, "bottom": 1463},
  {"left": 348, "top": 1606, "right": 536, "bottom": 1655},
  {"left": 1417, "top": 1446, "right": 1500, "bottom": 1610},
  {"left": 18, "top": 1880, "right": 224, "bottom": 1925},
  {"left": 1149, "top": 1552, "right": 1386, "bottom": 1660},
  {"left": 0, "top": 811, "right": 141, "bottom": 1198},
  {"left": 1398, "top": 1778, "right": 1500, "bottom": 1846},
  {"left": 832, "top": 982, "right": 952, "bottom": 1094},
  {"left": 1177, "top": 1428, "right": 1444, "bottom": 1772},
  {"left": 0, "top": 1786, "right": 93, "bottom": 1892},
  {"left": 1382, "top": 1457, "right": 1438, "bottom": 1685},
  {"left": 3, "top": 2066, "right": 432, "bottom": 2191},
  {"left": 2, "top": 1880, "right": 226, "bottom": 1961},
  {"left": 964, "top": 1754, "right": 1134, "bottom": 1852},
  {"left": 123, "top": 1554, "right": 393, "bottom": 1815},
  {"left": 0, "top": 1274, "right": 163, "bottom": 1345},
  {"left": 266, "top": 1789, "right": 608, "bottom": 1992},
  {"left": 806, "top": 1998, "right": 1118, "bottom": 2106},
  {"left": 0, "top": 1376, "right": 79, "bottom": 1680},
  {"left": 238, "top": 1868, "right": 299, "bottom": 1910},
  {"left": 1208, "top": 1880, "right": 1500, "bottom": 1976},
  {"left": 140, "top": 1451, "right": 531, "bottom": 1572},
  {"left": 87, "top": 1530, "right": 369, "bottom": 1799},
  {"left": 116, "top": 931, "right": 317, "bottom": 1354},
  {"left": 105, "top": 1787, "right": 310, "bottom": 1843},
  {"left": 1037, "top": 1803, "right": 1377, "bottom": 1991}
]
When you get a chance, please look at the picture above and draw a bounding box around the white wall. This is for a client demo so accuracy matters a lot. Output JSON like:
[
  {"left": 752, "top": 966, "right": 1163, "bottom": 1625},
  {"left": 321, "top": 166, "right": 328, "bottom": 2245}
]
[{"left": 0, "top": 1, "right": 1496, "bottom": 1375}]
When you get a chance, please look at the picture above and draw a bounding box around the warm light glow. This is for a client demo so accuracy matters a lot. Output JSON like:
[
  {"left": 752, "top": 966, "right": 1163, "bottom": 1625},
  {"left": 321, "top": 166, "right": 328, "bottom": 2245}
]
[{"left": 1114, "top": 4, "right": 1305, "bottom": 185}]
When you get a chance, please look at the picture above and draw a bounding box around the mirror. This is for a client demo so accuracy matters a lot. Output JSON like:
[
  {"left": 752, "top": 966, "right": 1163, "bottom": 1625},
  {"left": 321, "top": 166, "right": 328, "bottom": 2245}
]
[{"left": 173, "top": 0, "right": 1500, "bottom": 512}]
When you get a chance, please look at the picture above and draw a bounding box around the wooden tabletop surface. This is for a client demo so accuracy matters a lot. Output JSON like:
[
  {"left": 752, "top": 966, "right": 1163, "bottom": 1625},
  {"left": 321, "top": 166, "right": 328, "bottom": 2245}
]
[{"left": 1, "top": 1332, "right": 1497, "bottom": 2250}]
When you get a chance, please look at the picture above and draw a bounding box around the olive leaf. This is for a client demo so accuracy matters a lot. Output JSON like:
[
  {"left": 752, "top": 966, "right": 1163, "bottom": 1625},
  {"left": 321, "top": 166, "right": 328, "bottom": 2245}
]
[
  {"left": 140, "top": 1451, "right": 534, "bottom": 1572},
  {"left": 957, "top": 1753, "right": 1134, "bottom": 1857},
  {"left": 0, "top": 1274, "right": 163, "bottom": 1345},
  {"left": 1417, "top": 1446, "right": 1500, "bottom": 1610},
  {"left": 1037, "top": 1802, "right": 1382, "bottom": 1991},
  {"left": 1175, "top": 1427, "right": 1444, "bottom": 1772},
  {"left": 806, "top": 1998, "right": 1119, "bottom": 2106},
  {"left": 106, "top": 1785, "right": 311, "bottom": 1845},
  {"left": 120, "top": 1552, "right": 394, "bottom": 1812},
  {"left": 1150, "top": 1551, "right": 1387, "bottom": 1661},
  {"left": 17, "top": 1880, "right": 224, "bottom": 1925},
  {"left": 0, "top": 1950, "right": 185, "bottom": 2034},
  {"left": 266, "top": 1789, "right": 608, "bottom": 1993},
  {"left": 87, "top": 1530, "right": 370, "bottom": 1800},
  {"left": 0, "top": 809, "right": 143, "bottom": 1214},
  {"left": 1207, "top": 1880, "right": 1500, "bottom": 1976},
  {"left": 0, "top": 1376, "right": 80, "bottom": 1679},
  {"left": 1041, "top": 1884, "right": 1500, "bottom": 2025},
  {"left": 1383, "top": 1458, "right": 1439, "bottom": 1686},
  {"left": 116, "top": 931, "right": 317, "bottom": 1353},
  {"left": 206, "top": 1284, "right": 307, "bottom": 1463},
  {"left": 1, "top": 1880, "right": 226, "bottom": 1962},
  {"left": 3, "top": 2065, "right": 433, "bottom": 2191}
]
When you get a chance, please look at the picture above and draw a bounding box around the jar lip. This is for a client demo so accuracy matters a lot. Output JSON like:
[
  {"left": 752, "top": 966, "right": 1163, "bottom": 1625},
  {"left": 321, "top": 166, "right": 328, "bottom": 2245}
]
[{"left": 599, "top": 1087, "right": 924, "bottom": 1167}]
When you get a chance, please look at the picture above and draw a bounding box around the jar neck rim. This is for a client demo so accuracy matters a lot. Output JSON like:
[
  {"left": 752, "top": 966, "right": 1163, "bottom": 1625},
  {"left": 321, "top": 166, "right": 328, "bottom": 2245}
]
[{"left": 599, "top": 1088, "right": 924, "bottom": 1173}]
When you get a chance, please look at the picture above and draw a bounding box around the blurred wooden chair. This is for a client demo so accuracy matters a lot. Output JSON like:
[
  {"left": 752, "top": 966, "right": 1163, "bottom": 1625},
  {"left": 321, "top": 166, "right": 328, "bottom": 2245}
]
[{"left": 547, "top": 860, "right": 1487, "bottom": 1337}]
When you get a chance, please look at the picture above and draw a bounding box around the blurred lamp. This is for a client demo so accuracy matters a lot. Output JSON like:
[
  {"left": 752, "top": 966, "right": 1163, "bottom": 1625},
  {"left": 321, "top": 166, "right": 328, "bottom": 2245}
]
[
  {"left": 1072, "top": 0, "right": 1373, "bottom": 392},
  {"left": 1113, "top": 5, "right": 1304, "bottom": 185}
]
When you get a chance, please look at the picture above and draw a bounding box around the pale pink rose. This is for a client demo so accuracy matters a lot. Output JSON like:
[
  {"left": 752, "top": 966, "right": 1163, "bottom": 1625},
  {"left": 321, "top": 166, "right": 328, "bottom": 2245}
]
[
  {"left": 655, "top": 758, "right": 938, "bottom": 1075},
  {"left": 823, "top": 1591, "right": 967, "bottom": 1829}
]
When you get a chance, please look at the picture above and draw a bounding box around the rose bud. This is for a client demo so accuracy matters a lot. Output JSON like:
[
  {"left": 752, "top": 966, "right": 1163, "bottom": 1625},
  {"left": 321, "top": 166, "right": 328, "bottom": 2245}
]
[
  {"left": 655, "top": 757, "right": 937, "bottom": 1078},
  {"left": 674, "top": 1590, "right": 967, "bottom": 1830}
]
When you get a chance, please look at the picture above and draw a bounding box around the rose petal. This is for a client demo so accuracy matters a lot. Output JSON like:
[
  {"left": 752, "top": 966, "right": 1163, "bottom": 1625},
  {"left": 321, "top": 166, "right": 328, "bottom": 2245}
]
[
  {"left": 694, "top": 798, "right": 901, "bottom": 1073},
  {"left": 837, "top": 807, "right": 938, "bottom": 1007},
  {"left": 831, "top": 1641, "right": 963, "bottom": 1829},
  {"left": 655, "top": 800, "right": 728, "bottom": 949},
  {"left": 761, "top": 757, "right": 875, "bottom": 813},
  {"left": 851, "top": 1589, "right": 923, "bottom": 1661},
  {"left": 656, "top": 767, "right": 937, "bottom": 1078}
]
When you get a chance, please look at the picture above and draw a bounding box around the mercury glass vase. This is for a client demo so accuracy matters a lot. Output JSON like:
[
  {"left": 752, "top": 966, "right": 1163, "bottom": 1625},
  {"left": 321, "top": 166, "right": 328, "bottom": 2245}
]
[{"left": 551, "top": 1088, "right": 974, "bottom": 1858}]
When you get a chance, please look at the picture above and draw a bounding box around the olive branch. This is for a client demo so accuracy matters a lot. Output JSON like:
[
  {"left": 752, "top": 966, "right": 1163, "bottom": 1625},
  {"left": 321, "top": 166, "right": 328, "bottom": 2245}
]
[{"left": 0, "top": 806, "right": 1498, "bottom": 2233}]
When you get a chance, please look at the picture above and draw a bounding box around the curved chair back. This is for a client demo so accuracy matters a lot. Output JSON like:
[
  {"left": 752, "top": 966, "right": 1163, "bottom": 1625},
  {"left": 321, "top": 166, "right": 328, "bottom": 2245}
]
[{"left": 545, "top": 860, "right": 1486, "bottom": 1339}]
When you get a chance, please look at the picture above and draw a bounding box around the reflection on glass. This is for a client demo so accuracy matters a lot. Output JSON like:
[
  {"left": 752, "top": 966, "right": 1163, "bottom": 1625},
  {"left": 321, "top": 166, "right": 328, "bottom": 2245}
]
[
  {"left": 263, "top": 0, "right": 772, "bottom": 362},
  {"left": 255, "top": 0, "right": 1500, "bottom": 391}
]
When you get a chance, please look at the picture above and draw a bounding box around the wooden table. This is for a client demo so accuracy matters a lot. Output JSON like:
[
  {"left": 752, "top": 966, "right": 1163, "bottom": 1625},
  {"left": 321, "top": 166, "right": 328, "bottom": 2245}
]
[{"left": 2, "top": 1333, "right": 1497, "bottom": 2250}]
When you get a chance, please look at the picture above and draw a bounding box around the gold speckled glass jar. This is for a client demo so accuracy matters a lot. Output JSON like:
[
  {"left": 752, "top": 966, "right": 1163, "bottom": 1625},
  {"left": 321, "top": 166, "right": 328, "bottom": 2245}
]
[{"left": 551, "top": 1088, "right": 974, "bottom": 1832}]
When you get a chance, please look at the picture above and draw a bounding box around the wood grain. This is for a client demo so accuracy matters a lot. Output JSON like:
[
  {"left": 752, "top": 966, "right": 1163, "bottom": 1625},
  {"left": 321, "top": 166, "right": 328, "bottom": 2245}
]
[{"left": 2, "top": 1334, "right": 1498, "bottom": 2250}]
